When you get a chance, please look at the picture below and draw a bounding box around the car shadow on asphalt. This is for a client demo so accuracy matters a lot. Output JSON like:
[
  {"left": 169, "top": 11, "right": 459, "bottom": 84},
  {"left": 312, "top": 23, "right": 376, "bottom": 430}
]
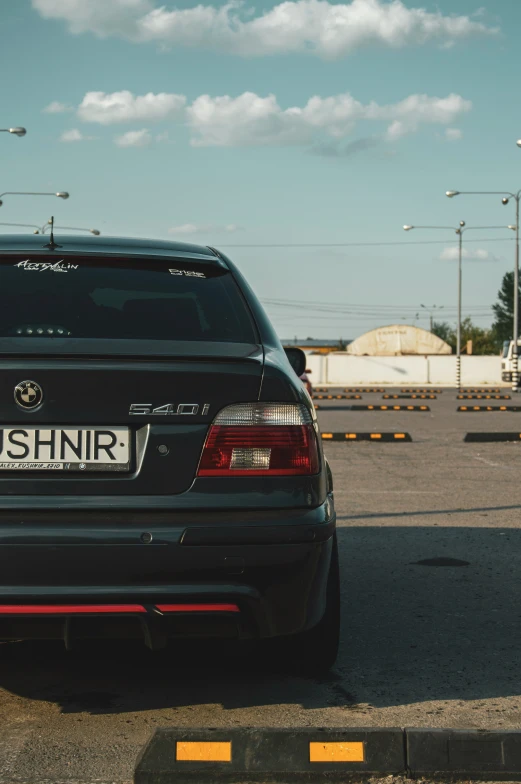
[{"left": 0, "top": 524, "right": 520, "bottom": 716}]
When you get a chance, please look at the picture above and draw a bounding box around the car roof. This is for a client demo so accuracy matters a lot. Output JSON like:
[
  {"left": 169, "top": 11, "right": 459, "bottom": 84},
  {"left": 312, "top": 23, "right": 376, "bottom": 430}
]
[{"left": 0, "top": 234, "right": 223, "bottom": 263}]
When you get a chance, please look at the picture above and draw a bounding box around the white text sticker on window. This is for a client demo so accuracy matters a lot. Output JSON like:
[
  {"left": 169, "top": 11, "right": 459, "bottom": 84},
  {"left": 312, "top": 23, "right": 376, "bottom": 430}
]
[
  {"left": 14, "top": 259, "right": 79, "bottom": 272},
  {"left": 168, "top": 268, "right": 206, "bottom": 279}
]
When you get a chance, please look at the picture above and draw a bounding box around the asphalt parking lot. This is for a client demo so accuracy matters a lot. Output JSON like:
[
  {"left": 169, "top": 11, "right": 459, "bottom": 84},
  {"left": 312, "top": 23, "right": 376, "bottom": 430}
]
[{"left": 2, "top": 386, "right": 521, "bottom": 783}]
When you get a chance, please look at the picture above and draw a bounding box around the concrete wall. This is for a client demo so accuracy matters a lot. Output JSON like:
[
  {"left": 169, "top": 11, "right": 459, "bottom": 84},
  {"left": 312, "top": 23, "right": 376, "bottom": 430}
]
[{"left": 304, "top": 353, "right": 502, "bottom": 386}]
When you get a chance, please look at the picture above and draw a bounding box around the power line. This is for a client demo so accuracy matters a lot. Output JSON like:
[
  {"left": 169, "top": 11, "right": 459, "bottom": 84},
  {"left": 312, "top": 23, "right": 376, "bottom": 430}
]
[
  {"left": 262, "top": 298, "right": 494, "bottom": 314},
  {"left": 219, "top": 237, "right": 516, "bottom": 249},
  {"left": 269, "top": 314, "right": 494, "bottom": 323}
]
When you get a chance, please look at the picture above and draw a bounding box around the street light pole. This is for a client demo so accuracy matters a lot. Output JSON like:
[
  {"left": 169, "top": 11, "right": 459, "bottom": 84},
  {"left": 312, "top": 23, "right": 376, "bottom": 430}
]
[
  {"left": 0, "top": 221, "right": 100, "bottom": 236},
  {"left": 0, "top": 191, "right": 69, "bottom": 207},
  {"left": 41, "top": 223, "right": 100, "bottom": 236},
  {"left": 446, "top": 189, "right": 521, "bottom": 391},
  {"left": 515, "top": 197, "right": 520, "bottom": 391},
  {"left": 0, "top": 222, "right": 41, "bottom": 234},
  {"left": 404, "top": 223, "right": 514, "bottom": 390},
  {"left": 0, "top": 128, "right": 26, "bottom": 137},
  {"left": 420, "top": 304, "right": 443, "bottom": 331},
  {"left": 456, "top": 226, "right": 463, "bottom": 390}
]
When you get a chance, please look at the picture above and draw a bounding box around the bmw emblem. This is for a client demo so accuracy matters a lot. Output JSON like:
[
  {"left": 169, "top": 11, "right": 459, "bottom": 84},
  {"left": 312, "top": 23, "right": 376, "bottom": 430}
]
[{"left": 14, "top": 380, "right": 44, "bottom": 411}]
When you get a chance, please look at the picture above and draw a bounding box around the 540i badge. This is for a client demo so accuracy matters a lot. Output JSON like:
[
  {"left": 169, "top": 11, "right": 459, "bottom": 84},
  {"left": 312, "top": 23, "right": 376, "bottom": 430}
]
[{"left": 129, "top": 403, "right": 210, "bottom": 416}]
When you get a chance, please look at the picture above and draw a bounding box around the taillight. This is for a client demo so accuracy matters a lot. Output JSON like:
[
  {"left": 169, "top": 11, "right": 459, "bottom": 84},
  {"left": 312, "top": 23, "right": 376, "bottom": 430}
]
[{"left": 198, "top": 403, "right": 319, "bottom": 477}]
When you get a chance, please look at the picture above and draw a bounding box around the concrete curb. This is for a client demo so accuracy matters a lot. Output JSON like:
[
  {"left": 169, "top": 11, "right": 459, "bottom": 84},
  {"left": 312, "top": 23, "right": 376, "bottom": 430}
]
[
  {"left": 465, "top": 432, "right": 521, "bottom": 442},
  {"left": 458, "top": 406, "right": 521, "bottom": 412},
  {"left": 407, "top": 728, "right": 521, "bottom": 781},
  {"left": 134, "top": 727, "right": 405, "bottom": 783},
  {"left": 316, "top": 404, "right": 430, "bottom": 412},
  {"left": 321, "top": 432, "right": 412, "bottom": 442},
  {"left": 134, "top": 727, "right": 521, "bottom": 783}
]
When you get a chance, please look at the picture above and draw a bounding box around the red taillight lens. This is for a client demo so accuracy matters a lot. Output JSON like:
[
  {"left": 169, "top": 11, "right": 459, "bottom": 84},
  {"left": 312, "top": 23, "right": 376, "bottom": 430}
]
[
  {"left": 198, "top": 402, "right": 320, "bottom": 476},
  {"left": 198, "top": 424, "right": 319, "bottom": 476}
]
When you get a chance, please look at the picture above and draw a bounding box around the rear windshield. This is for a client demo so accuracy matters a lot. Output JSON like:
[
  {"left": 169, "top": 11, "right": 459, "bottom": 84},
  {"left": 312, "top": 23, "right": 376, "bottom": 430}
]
[{"left": 0, "top": 255, "right": 257, "bottom": 343}]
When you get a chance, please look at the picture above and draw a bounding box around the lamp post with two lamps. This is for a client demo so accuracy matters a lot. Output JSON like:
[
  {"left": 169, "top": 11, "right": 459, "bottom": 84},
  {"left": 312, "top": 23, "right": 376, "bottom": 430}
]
[
  {"left": 0, "top": 222, "right": 100, "bottom": 236},
  {"left": 404, "top": 223, "right": 515, "bottom": 389},
  {"left": 420, "top": 304, "right": 444, "bottom": 331},
  {"left": 447, "top": 184, "right": 521, "bottom": 391}
]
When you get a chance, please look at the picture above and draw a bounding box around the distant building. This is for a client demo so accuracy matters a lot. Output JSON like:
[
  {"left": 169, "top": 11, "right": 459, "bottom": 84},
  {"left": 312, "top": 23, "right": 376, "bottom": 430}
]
[
  {"left": 346, "top": 325, "right": 451, "bottom": 356},
  {"left": 281, "top": 338, "right": 351, "bottom": 354}
]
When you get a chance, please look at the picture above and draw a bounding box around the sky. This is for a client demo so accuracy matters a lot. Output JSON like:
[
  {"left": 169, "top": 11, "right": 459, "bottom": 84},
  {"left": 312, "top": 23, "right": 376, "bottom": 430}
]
[{"left": 0, "top": 0, "right": 520, "bottom": 340}]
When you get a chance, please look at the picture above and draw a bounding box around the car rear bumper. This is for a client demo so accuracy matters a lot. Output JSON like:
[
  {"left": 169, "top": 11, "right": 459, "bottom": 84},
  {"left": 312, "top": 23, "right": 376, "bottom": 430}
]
[{"left": 0, "top": 501, "right": 336, "bottom": 645}]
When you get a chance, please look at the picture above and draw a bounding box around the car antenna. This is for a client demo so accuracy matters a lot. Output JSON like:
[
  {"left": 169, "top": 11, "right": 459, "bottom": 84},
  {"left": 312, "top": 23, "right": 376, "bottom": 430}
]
[{"left": 42, "top": 216, "right": 61, "bottom": 251}]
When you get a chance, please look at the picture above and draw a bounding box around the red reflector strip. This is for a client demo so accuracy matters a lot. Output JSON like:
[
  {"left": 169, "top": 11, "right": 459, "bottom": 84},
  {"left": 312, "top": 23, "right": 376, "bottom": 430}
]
[
  {"left": 0, "top": 604, "right": 146, "bottom": 615},
  {"left": 156, "top": 604, "right": 240, "bottom": 614}
]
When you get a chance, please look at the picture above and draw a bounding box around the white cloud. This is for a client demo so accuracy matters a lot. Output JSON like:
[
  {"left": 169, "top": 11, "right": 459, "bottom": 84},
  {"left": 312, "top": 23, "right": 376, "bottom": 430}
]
[
  {"left": 56, "top": 87, "right": 473, "bottom": 149},
  {"left": 114, "top": 128, "right": 152, "bottom": 147},
  {"left": 440, "top": 247, "right": 498, "bottom": 262},
  {"left": 445, "top": 127, "right": 463, "bottom": 141},
  {"left": 32, "top": 0, "right": 498, "bottom": 58},
  {"left": 32, "top": 0, "right": 153, "bottom": 36},
  {"left": 187, "top": 91, "right": 472, "bottom": 147},
  {"left": 59, "top": 128, "right": 95, "bottom": 142},
  {"left": 78, "top": 90, "right": 185, "bottom": 125},
  {"left": 168, "top": 223, "right": 242, "bottom": 234},
  {"left": 43, "top": 100, "right": 73, "bottom": 113}
]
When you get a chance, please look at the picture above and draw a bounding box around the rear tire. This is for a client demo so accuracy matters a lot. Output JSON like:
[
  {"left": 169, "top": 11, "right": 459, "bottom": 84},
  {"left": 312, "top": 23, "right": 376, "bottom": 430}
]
[{"left": 273, "top": 534, "right": 340, "bottom": 676}]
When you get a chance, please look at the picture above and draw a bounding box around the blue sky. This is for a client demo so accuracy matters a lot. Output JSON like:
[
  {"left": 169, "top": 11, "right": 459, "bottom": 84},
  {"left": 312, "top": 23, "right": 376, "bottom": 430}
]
[{"left": 1, "top": 0, "right": 520, "bottom": 339}]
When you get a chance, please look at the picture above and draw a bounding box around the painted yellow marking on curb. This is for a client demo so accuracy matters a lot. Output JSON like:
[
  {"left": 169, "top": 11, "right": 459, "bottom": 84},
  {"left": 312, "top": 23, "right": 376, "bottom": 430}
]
[
  {"left": 395, "top": 433, "right": 406, "bottom": 439},
  {"left": 346, "top": 433, "right": 357, "bottom": 439},
  {"left": 322, "top": 433, "right": 333, "bottom": 439},
  {"left": 176, "top": 742, "right": 232, "bottom": 762},
  {"left": 309, "top": 741, "right": 365, "bottom": 763},
  {"left": 370, "top": 433, "right": 382, "bottom": 439}
]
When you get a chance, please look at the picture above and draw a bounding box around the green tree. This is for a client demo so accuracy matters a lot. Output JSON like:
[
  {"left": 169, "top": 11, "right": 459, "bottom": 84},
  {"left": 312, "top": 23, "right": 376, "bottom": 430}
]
[
  {"left": 432, "top": 321, "right": 455, "bottom": 348},
  {"left": 432, "top": 319, "right": 498, "bottom": 355},
  {"left": 492, "top": 271, "right": 521, "bottom": 343},
  {"left": 460, "top": 317, "right": 498, "bottom": 355}
]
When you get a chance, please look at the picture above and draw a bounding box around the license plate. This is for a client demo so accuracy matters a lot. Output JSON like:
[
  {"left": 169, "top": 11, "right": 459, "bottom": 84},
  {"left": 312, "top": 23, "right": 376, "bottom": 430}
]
[{"left": 0, "top": 427, "right": 130, "bottom": 471}]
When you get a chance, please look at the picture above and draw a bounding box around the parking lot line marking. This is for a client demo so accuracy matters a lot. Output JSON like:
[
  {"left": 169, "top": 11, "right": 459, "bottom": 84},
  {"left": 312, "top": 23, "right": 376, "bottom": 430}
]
[
  {"left": 473, "top": 456, "right": 510, "bottom": 468},
  {"left": 176, "top": 742, "right": 232, "bottom": 762},
  {"left": 309, "top": 741, "right": 365, "bottom": 763}
]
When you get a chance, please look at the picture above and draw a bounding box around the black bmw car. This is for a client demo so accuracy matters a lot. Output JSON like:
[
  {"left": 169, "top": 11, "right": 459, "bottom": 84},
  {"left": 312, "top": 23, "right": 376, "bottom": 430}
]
[{"left": 0, "top": 234, "right": 339, "bottom": 673}]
